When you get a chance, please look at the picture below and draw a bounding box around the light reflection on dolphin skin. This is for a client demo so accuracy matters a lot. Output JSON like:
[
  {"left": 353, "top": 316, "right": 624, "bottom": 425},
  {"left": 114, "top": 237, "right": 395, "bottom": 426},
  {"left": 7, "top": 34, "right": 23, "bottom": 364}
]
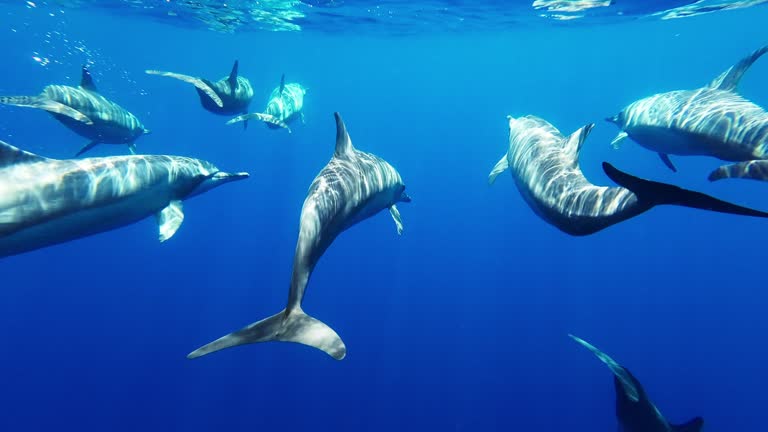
[
  {"left": 569, "top": 335, "right": 704, "bottom": 432},
  {"left": 225, "top": 74, "right": 306, "bottom": 132},
  {"left": 145, "top": 60, "right": 254, "bottom": 123},
  {"left": 0, "top": 66, "right": 150, "bottom": 157},
  {"left": 607, "top": 45, "right": 768, "bottom": 174},
  {"left": 0, "top": 140, "right": 248, "bottom": 259},
  {"left": 188, "top": 112, "right": 410, "bottom": 361},
  {"left": 488, "top": 115, "right": 768, "bottom": 236}
]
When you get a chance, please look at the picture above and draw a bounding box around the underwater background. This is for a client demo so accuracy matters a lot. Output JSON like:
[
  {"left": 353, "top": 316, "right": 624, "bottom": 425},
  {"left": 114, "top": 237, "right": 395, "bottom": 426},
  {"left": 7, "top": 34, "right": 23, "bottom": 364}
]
[{"left": 1, "top": 1, "right": 767, "bottom": 430}]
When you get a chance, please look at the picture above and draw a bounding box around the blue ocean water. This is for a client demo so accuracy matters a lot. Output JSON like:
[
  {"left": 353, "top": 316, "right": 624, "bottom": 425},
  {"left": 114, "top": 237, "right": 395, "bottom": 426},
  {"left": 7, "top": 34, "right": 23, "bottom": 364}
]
[{"left": 1, "top": 1, "right": 767, "bottom": 431}]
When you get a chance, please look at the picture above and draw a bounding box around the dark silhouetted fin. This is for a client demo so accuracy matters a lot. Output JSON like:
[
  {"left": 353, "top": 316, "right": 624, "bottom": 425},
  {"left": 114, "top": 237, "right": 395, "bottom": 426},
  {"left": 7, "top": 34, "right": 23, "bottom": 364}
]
[
  {"left": 0, "top": 140, "right": 50, "bottom": 167},
  {"left": 569, "top": 334, "right": 640, "bottom": 402},
  {"left": 671, "top": 417, "right": 704, "bottom": 432},
  {"left": 228, "top": 60, "right": 239, "bottom": 89},
  {"left": 80, "top": 65, "right": 98, "bottom": 92},
  {"left": 279, "top": 73, "right": 285, "bottom": 95},
  {"left": 709, "top": 160, "right": 768, "bottom": 182},
  {"left": 76, "top": 141, "right": 100, "bottom": 157},
  {"left": 708, "top": 45, "right": 768, "bottom": 91},
  {"left": 0, "top": 95, "right": 93, "bottom": 125},
  {"left": 659, "top": 153, "right": 677, "bottom": 172},
  {"left": 145, "top": 70, "right": 224, "bottom": 108},
  {"left": 334, "top": 112, "right": 354, "bottom": 157},
  {"left": 602, "top": 162, "right": 768, "bottom": 217},
  {"left": 226, "top": 112, "right": 290, "bottom": 132},
  {"left": 187, "top": 308, "right": 346, "bottom": 360}
]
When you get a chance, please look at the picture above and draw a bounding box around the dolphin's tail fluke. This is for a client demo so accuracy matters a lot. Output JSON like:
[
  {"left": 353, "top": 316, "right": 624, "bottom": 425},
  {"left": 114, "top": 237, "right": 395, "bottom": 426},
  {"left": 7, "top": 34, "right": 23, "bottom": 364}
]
[
  {"left": 602, "top": 162, "right": 768, "bottom": 218},
  {"left": 708, "top": 160, "right": 768, "bottom": 182},
  {"left": 226, "top": 112, "right": 291, "bottom": 133},
  {"left": 187, "top": 307, "right": 346, "bottom": 360},
  {"left": 0, "top": 95, "right": 93, "bottom": 125}
]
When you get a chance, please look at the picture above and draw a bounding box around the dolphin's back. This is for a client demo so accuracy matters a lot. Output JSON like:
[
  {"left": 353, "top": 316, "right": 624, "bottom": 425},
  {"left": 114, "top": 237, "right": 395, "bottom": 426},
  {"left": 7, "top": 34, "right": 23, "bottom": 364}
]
[
  {"left": 505, "top": 115, "right": 640, "bottom": 235},
  {"left": 210, "top": 76, "right": 253, "bottom": 107},
  {"left": 265, "top": 83, "right": 305, "bottom": 122}
]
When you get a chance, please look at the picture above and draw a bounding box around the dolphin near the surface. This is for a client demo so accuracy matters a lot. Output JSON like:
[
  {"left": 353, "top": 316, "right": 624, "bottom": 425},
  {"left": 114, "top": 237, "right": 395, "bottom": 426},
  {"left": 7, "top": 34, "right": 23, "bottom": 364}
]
[
  {"left": 569, "top": 335, "right": 704, "bottom": 432},
  {"left": 0, "top": 140, "right": 248, "bottom": 259},
  {"left": 606, "top": 45, "right": 768, "bottom": 175},
  {"left": 225, "top": 74, "right": 306, "bottom": 133},
  {"left": 145, "top": 60, "right": 254, "bottom": 128},
  {"left": 188, "top": 112, "right": 410, "bottom": 360},
  {"left": 0, "top": 66, "right": 150, "bottom": 156},
  {"left": 488, "top": 115, "right": 768, "bottom": 236}
]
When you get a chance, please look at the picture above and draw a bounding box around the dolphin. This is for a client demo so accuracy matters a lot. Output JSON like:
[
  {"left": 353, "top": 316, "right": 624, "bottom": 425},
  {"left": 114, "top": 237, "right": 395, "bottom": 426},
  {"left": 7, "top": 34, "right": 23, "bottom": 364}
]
[
  {"left": 225, "top": 74, "right": 306, "bottom": 132},
  {"left": 488, "top": 115, "right": 768, "bottom": 236},
  {"left": 569, "top": 334, "right": 704, "bottom": 432},
  {"left": 0, "top": 66, "right": 150, "bottom": 157},
  {"left": 607, "top": 45, "right": 768, "bottom": 174},
  {"left": 0, "top": 140, "right": 248, "bottom": 259},
  {"left": 145, "top": 60, "right": 254, "bottom": 128},
  {"left": 188, "top": 112, "right": 410, "bottom": 360}
]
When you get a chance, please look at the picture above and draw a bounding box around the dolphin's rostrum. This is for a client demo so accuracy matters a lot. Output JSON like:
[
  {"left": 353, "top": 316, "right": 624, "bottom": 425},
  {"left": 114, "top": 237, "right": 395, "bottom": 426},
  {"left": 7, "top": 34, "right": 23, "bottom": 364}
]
[
  {"left": 188, "top": 112, "right": 410, "bottom": 360},
  {"left": 0, "top": 66, "right": 150, "bottom": 156},
  {"left": 0, "top": 140, "right": 248, "bottom": 259},
  {"left": 488, "top": 115, "right": 768, "bottom": 236}
]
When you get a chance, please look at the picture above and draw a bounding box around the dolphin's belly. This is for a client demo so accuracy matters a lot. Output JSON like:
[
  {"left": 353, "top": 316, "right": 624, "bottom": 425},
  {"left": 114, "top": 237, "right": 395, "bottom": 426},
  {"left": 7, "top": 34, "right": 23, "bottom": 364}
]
[{"left": 0, "top": 187, "right": 170, "bottom": 258}]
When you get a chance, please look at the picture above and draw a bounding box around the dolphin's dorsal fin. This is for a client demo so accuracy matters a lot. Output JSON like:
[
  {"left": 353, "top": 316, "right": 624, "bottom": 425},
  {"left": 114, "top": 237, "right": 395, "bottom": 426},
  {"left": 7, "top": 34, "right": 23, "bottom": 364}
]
[
  {"left": 564, "top": 123, "right": 595, "bottom": 162},
  {"left": 228, "top": 60, "right": 239, "bottom": 89},
  {"left": 334, "top": 112, "right": 354, "bottom": 157},
  {"left": 0, "top": 140, "right": 50, "bottom": 167},
  {"left": 671, "top": 417, "right": 704, "bottom": 432},
  {"left": 279, "top": 73, "right": 285, "bottom": 95},
  {"left": 80, "top": 66, "right": 98, "bottom": 92},
  {"left": 708, "top": 45, "right": 768, "bottom": 91}
]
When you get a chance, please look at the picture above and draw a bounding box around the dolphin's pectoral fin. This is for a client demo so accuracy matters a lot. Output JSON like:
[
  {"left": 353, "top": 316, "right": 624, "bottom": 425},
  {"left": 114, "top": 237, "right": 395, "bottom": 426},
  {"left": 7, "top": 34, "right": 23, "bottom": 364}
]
[
  {"left": 708, "top": 45, "right": 768, "bottom": 92},
  {"left": 75, "top": 141, "right": 101, "bottom": 157},
  {"left": 226, "top": 112, "right": 290, "bottom": 131},
  {"left": 128, "top": 143, "right": 137, "bottom": 155},
  {"left": 390, "top": 205, "right": 404, "bottom": 235},
  {"left": 670, "top": 417, "right": 704, "bottom": 432},
  {"left": 145, "top": 70, "right": 224, "bottom": 108},
  {"left": 0, "top": 95, "right": 95, "bottom": 125},
  {"left": 568, "top": 334, "right": 641, "bottom": 402},
  {"left": 610, "top": 131, "right": 628, "bottom": 149},
  {"left": 156, "top": 200, "right": 184, "bottom": 242},
  {"left": 659, "top": 153, "right": 677, "bottom": 172},
  {"left": 488, "top": 155, "right": 509, "bottom": 185}
]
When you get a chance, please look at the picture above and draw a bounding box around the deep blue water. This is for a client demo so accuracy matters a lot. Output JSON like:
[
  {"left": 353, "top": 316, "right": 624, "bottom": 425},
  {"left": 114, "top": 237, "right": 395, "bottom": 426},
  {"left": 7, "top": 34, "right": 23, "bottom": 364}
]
[{"left": 1, "top": 2, "right": 768, "bottom": 431}]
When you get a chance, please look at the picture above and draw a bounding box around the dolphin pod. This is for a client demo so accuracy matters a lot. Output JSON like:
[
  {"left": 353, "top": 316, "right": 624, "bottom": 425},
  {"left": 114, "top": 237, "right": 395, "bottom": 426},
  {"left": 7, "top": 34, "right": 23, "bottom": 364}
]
[
  {"left": 570, "top": 335, "right": 704, "bottom": 432},
  {"left": 489, "top": 115, "right": 768, "bottom": 236},
  {"left": 608, "top": 44, "right": 768, "bottom": 178},
  {"left": 0, "top": 66, "right": 150, "bottom": 156},
  {"left": 145, "top": 60, "right": 255, "bottom": 128},
  {"left": 187, "top": 112, "right": 410, "bottom": 360},
  {"left": 0, "top": 140, "right": 248, "bottom": 259}
]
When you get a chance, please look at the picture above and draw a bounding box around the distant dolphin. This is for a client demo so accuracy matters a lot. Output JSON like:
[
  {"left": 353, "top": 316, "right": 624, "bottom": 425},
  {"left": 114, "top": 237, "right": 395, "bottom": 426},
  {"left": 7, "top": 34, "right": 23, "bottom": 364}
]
[
  {"left": 0, "top": 66, "right": 150, "bottom": 156},
  {"left": 188, "top": 112, "right": 410, "bottom": 360},
  {"left": 607, "top": 45, "right": 768, "bottom": 174},
  {"left": 0, "top": 140, "right": 248, "bottom": 259},
  {"left": 145, "top": 60, "right": 254, "bottom": 128},
  {"left": 569, "top": 334, "right": 704, "bottom": 432},
  {"left": 488, "top": 115, "right": 768, "bottom": 235},
  {"left": 225, "top": 74, "right": 306, "bottom": 132}
]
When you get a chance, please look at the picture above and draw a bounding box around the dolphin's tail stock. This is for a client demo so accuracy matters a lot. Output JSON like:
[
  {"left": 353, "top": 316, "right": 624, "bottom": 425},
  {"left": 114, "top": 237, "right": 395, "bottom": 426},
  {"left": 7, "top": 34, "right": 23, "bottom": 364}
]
[
  {"left": 187, "top": 307, "right": 346, "bottom": 360},
  {"left": 226, "top": 112, "right": 291, "bottom": 133},
  {"left": 0, "top": 95, "right": 93, "bottom": 125},
  {"left": 602, "top": 162, "right": 768, "bottom": 218}
]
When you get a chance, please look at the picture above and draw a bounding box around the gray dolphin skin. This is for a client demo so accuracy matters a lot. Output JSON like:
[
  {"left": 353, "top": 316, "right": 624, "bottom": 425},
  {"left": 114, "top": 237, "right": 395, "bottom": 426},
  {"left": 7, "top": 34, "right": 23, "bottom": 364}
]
[
  {"left": 0, "top": 140, "right": 248, "bottom": 259},
  {"left": 569, "top": 335, "right": 704, "bottom": 432},
  {"left": 488, "top": 115, "right": 768, "bottom": 236},
  {"left": 0, "top": 66, "right": 150, "bottom": 156},
  {"left": 607, "top": 45, "right": 768, "bottom": 175},
  {"left": 146, "top": 60, "right": 254, "bottom": 127},
  {"left": 226, "top": 74, "right": 306, "bottom": 132},
  {"left": 188, "top": 112, "right": 410, "bottom": 360}
]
